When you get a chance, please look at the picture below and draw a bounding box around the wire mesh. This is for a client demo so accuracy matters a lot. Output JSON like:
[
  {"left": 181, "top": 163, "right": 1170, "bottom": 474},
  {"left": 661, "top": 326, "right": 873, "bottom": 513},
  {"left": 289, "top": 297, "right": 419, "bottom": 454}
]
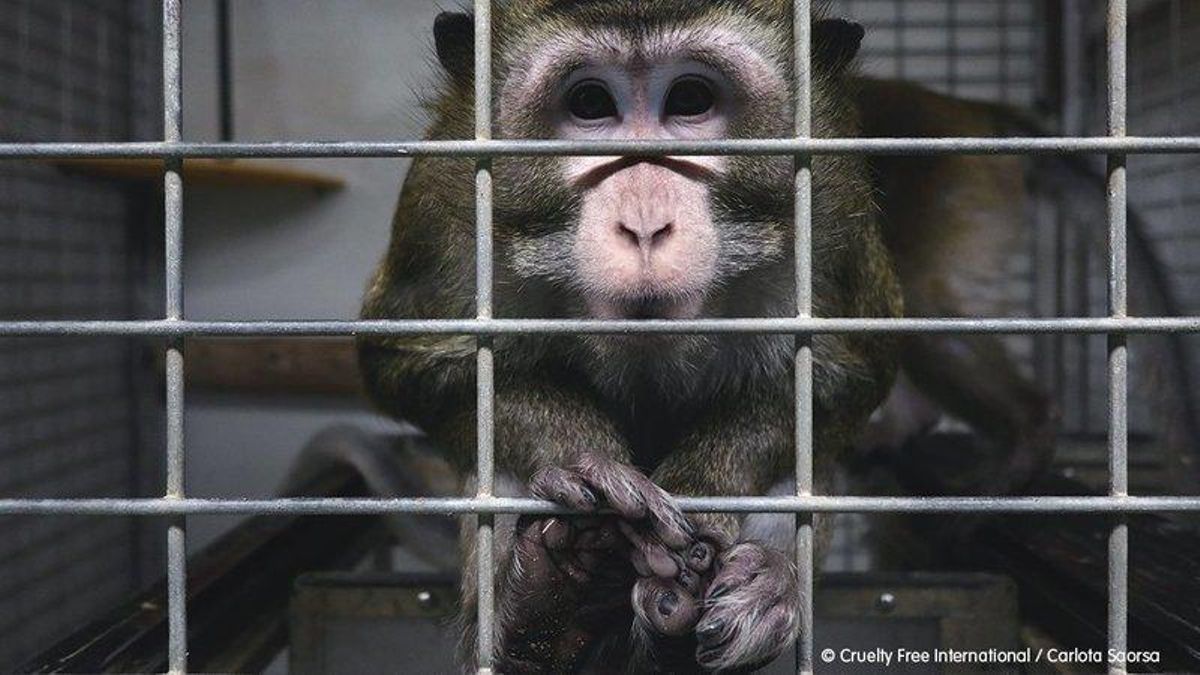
[
  {"left": 0, "top": 1, "right": 1188, "bottom": 673},
  {"left": 0, "top": 0, "right": 159, "bottom": 669}
]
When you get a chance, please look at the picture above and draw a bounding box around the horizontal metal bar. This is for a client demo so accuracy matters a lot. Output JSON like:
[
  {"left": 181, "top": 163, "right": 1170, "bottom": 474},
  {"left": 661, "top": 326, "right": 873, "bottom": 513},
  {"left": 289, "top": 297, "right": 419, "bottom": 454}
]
[
  {"left": 3, "top": 137, "right": 1200, "bottom": 159},
  {"left": 0, "top": 495, "right": 1198, "bottom": 516},
  {"left": 1, "top": 317, "right": 1199, "bottom": 337}
]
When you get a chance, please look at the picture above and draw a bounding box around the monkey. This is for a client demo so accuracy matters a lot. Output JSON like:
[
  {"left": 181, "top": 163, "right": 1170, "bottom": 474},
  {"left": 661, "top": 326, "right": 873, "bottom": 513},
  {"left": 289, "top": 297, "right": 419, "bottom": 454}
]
[
  {"left": 852, "top": 77, "right": 1198, "bottom": 500},
  {"left": 359, "top": 1, "right": 1199, "bottom": 671},
  {"left": 359, "top": 1, "right": 900, "bottom": 671},
  {"left": 851, "top": 78, "right": 1059, "bottom": 495},
  {"left": 842, "top": 78, "right": 1200, "bottom": 571}
]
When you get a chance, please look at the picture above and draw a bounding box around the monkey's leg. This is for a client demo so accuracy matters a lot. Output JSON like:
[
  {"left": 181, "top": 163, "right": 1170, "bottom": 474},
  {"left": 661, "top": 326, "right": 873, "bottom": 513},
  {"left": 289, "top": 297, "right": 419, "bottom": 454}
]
[{"left": 898, "top": 332, "right": 1057, "bottom": 494}]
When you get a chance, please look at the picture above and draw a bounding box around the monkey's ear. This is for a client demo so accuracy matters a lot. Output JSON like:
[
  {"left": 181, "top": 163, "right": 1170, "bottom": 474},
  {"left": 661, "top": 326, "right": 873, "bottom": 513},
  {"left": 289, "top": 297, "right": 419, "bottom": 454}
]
[
  {"left": 813, "top": 18, "right": 865, "bottom": 71},
  {"left": 434, "top": 11, "right": 474, "bottom": 85}
]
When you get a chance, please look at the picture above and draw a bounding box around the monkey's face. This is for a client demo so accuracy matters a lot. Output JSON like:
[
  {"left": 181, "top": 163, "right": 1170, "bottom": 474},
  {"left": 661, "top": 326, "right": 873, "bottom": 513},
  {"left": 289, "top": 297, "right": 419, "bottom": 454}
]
[{"left": 493, "top": 4, "right": 796, "bottom": 321}]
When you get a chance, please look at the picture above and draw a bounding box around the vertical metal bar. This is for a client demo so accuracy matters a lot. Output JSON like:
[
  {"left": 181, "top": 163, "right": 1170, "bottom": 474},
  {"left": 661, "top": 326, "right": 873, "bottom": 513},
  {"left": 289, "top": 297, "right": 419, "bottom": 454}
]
[
  {"left": 1076, "top": 221, "right": 1091, "bottom": 430},
  {"left": 999, "top": 0, "right": 1011, "bottom": 101},
  {"left": 947, "top": 0, "right": 958, "bottom": 94},
  {"left": 1058, "top": 0, "right": 1084, "bottom": 436},
  {"left": 1053, "top": 203, "right": 1068, "bottom": 425},
  {"left": 1169, "top": 0, "right": 1183, "bottom": 232},
  {"left": 793, "top": 1, "right": 814, "bottom": 673},
  {"left": 163, "top": 0, "right": 187, "bottom": 672},
  {"left": 473, "top": 0, "right": 495, "bottom": 672},
  {"left": 1106, "top": 1, "right": 1129, "bottom": 673},
  {"left": 216, "top": 0, "right": 234, "bottom": 142}
]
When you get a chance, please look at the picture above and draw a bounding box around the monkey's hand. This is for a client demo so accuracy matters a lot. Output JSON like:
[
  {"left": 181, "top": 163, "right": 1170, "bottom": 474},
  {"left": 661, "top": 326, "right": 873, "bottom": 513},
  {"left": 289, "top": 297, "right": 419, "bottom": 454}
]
[
  {"left": 694, "top": 542, "right": 800, "bottom": 671},
  {"left": 627, "top": 529, "right": 720, "bottom": 669},
  {"left": 630, "top": 536, "right": 797, "bottom": 672},
  {"left": 530, "top": 453, "right": 696, "bottom": 578},
  {"left": 498, "top": 514, "right": 634, "bottom": 673}
]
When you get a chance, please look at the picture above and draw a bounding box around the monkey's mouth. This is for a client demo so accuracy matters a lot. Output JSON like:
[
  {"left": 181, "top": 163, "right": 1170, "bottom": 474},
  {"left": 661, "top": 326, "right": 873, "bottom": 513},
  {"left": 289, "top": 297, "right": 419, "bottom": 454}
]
[
  {"left": 588, "top": 294, "right": 705, "bottom": 320},
  {"left": 624, "top": 298, "right": 675, "bottom": 319}
]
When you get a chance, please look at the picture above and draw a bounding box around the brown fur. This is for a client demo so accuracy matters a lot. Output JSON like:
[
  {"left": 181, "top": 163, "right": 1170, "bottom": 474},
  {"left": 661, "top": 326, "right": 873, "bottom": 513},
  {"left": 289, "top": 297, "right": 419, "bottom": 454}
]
[{"left": 360, "top": 2, "right": 899, "bottom": 670}]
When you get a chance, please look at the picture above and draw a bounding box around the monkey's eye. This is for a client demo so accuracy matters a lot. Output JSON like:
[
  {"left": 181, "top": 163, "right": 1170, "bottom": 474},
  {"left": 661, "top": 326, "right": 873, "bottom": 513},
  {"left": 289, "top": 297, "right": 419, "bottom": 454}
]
[
  {"left": 664, "top": 77, "right": 716, "bottom": 118},
  {"left": 566, "top": 80, "right": 618, "bottom": 121}
]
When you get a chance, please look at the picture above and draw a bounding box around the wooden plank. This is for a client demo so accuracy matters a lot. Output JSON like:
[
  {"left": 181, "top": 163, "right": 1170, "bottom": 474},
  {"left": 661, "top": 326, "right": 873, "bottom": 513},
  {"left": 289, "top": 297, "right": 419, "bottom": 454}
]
[
  {"left": 182, "top": 337, "right": 363, "bottom": 396},
  {"left": 50, "top": 158, "right": 345, "bottom": 191}
]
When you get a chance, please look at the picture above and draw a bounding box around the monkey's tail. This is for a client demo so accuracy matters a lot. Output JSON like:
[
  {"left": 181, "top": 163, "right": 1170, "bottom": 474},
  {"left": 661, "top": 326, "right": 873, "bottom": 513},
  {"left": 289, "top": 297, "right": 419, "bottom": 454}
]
[
  {"left": 995, "top": 112, "right": 1200, "bottom": 492},
  {"left": 280, "top": 424, "right": 462, "bottom": 571}
]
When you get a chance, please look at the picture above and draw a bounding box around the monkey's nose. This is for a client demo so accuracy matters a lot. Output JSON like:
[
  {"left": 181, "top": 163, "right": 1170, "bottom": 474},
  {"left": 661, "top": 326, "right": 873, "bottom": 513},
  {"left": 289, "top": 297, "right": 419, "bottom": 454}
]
[{"left": 617, "top": 220, "right": 673, "bottom": 263}]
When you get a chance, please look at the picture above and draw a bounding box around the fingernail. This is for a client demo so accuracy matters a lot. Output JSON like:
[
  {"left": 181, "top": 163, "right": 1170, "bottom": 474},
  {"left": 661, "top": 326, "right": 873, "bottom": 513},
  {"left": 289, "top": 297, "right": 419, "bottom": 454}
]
[
  {"left": 708, "top": 583, "right": 729, "bottom": 599},
  {"left": 580, "top": 487, "right": 597, "bottom": 507},
  {"left": 678, "top": 568, "right": 693, "bottom": 586},
  {"left": 657, "top": 591, "right": 679, "bottom": 617},
  {"left": 631, "top": 551, "right": 652, "bottom": 577},
  {"left": 697, "top": 619, "right": 725, "bottom": 641}
]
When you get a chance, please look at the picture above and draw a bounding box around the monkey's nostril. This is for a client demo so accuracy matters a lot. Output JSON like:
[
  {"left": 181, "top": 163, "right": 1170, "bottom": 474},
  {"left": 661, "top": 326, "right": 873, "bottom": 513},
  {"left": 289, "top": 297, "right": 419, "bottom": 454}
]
[
  {"left": 651, "top": 222, "right": 673, "bottom": 245},
  {"left": 616, "top": 221, "right": 672, "bottom": 252},
  {"left": 616, "top": 222, "right": 640, "bottom": 247}
]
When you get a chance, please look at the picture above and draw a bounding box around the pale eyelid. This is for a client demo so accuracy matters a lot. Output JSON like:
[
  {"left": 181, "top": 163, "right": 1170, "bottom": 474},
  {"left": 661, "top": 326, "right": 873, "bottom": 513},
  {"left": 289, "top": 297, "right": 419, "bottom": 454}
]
[{"left": 499, "top": 23, "right": 784, "bottom": 135}]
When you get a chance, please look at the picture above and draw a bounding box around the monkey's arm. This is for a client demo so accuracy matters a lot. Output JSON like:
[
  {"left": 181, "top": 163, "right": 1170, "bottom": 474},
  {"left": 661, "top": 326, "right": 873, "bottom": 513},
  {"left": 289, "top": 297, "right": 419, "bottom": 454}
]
[
  {"left": 360, "top": 340, "right": 625, "bottom": 476},
  {"left": 358, "top": 157, "right": 638, "bottom": 480},
  {"left": 361, "top": 158, "right": 702, "bottom": 670},
  {"left": 630, "top": 331, "right": 896, "bottom": 671},
  {"left": 361, "top": 336, "right": 691, "bottom": 542},
  {"left": 362, "top": 340, "right": 706, "bottom": 670},
  {"left": 618, "top": 383, "right": 798, "bottom": 671}
]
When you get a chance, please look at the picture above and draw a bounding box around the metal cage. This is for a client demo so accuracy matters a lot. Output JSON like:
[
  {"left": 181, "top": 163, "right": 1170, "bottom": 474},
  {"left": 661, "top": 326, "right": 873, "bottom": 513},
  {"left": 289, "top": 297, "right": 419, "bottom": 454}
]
[
  {"left": 3, "top": 0, "right": 1200, "bottom": 673},
  {"left": 0, "top": 0, "right": 163, "bottom": 667}
]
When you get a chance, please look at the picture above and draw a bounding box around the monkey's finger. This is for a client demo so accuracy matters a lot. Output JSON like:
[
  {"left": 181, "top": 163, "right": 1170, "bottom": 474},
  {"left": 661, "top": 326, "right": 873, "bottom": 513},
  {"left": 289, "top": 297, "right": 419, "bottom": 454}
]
[
  {"left": 642, "top": 545, "right": 679, "bottom": 579},
  {"left": 530, "top": 465, "right": 598, "bottom": 511},
  {"left": 559, "top": 558, "right": 591, "bottom": 585},
  {"left": 599, "top": 472, "right": 692, "bottom": 550},
  {"left": 644, "top": 506, "right": 695, "bottom": 551},
  {"left": 568, "top": 516, "right": 607, "bottom": 533},
  {"left": 632, "top": 577, "right": 701, "bottom": 637},
  {"left": 541, "top": 517, "right": 574, "bottom": 550},
  {"left": 676, "top": 565, "right": 705, "bottom": 595},
  {"left": 575, "top": 550, "right": 603, "bottom": 572},
  {"left": 515, "top": 514, "right": 546, "bottom": 546},
  {"left": 704, "top": 543, "right": 768, "bottom": 600},
  {"left": 685, "top": 540, "right": 715, "bottom": 573},
  {"left": 574, "top": 520, "right": 626, "bottom": 552},
  {"left": 570, "top": 459, "right": 648, "bottom": 520},
  {"left": 619, "top": 520, "right": 680, "bottom": 578},
  {"left": 560, "top": 455, "right": 694, "bottom": 551},
  {"left": 631, "top": 548, "right": 653, "bottom": 576}
]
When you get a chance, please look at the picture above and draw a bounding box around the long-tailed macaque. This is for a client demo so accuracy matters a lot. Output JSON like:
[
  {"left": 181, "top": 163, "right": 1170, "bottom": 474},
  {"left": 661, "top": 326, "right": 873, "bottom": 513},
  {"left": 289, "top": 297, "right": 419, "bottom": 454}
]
[
  {"left": 356, "top": 1, "right": 1156, "bottom": 671},
  {"left": 362, "top": 2, "right": 895, "bottom": 670}
]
